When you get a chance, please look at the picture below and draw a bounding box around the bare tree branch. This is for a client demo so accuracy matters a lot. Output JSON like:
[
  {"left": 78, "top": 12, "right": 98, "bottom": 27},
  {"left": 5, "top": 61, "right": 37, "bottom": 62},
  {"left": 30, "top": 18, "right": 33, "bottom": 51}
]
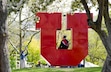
[
  {"left": 24, "top": 31, "right": 40, "bottom": 51},
  {"left": 9, "top": 39, "right": 19, "bottom": 53},
  {"left": 81, "top": 0, "right": 97, "bottom": 30},
  {"left": 103, "top": 0, "right": 109, "bottom": 19},
  {"left": 81, "top": 0, "right": 92, "bottom": 20},
  {"left": 14, "top": 0, "right": 26, "bottom": 11},
  {"left": 103, "top": 0, "right": 111, "bottom": 36},
  {"left": 21, "top": 15, "right": 34, "bottom": 23},
  {"left": 8, "top": 12, "right": 19, "bottom": 26},
  {"left": 96, "top": 0, "right": 104, "bottom": 27}
]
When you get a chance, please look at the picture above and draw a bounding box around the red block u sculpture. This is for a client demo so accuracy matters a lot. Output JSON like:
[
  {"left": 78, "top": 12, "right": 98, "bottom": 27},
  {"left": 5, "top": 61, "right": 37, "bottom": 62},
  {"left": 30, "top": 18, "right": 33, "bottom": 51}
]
[{"left": 36, "top": 13, "right": 88, "bottom": 66}]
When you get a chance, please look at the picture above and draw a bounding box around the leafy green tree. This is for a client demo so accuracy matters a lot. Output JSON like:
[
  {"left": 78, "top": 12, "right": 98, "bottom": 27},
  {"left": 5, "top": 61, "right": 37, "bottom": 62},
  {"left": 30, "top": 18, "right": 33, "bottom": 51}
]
[
  {"left": 10, "top": 55, "right": 16, "bottom": 69},
  {"left": 27, "top": 39, "right": 40, "bottom": 64},
  {"left": 86, "top": 29, "right": 107, "bottom": 66},
  {"left": 71, "top": 0, "right": 111, "bottom": 71}
]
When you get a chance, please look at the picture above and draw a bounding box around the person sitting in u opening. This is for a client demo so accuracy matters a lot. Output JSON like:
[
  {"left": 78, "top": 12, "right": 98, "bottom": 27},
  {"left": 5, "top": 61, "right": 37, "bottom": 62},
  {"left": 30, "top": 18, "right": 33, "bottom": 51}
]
[{"left": 58, "top": 35, "right": 69, "bottom": 49}]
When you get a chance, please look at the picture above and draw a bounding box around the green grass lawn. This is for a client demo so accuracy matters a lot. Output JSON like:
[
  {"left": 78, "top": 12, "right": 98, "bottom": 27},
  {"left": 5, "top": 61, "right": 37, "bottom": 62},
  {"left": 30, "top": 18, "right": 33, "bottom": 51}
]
[{"left": 12, "top": 67, "right": 102, "bottom": 72}]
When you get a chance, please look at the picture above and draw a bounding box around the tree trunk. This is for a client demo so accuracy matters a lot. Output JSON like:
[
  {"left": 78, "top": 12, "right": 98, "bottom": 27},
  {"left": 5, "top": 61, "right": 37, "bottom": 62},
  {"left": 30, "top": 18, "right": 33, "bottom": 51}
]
[
  {"left": 97, "top": 28, "right": 111, "bottom": 72},
  {"left": 102, "top": 55, "right": 111, "bottom": 72},
  {"left": 19, "top": 8, "right": 26, "bottom": 69},
  {"left": 0, "top": 35, "right": 11, "bottom": 72},
  {"left": 19, "top": 8, "right": 23, "bottom": 69},
  {"left": 0, "top": 0, "right": 11, "bottom": 72}
]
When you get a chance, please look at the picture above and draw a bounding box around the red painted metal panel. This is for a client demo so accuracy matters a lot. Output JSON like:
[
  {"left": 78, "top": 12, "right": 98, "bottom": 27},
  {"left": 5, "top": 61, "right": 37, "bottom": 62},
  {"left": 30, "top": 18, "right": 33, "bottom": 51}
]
[{"left": 36, "top": 13, "right": 88, "bottom": 66}]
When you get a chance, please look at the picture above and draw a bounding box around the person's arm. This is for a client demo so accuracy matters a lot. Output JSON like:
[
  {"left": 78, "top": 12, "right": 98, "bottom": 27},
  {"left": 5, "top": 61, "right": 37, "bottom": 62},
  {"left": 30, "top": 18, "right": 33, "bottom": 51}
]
[{"left": 25, "top": 51, "right": 28, "bottom": 56}]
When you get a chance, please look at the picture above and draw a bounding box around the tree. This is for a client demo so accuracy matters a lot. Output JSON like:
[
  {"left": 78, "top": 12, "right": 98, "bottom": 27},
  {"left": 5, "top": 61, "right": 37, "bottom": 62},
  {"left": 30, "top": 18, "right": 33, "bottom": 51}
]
[
  {"left": 0, "top": 0, "right": 11, "bottom": 72},
  {"left": 8, "top": 7, "right": 39, "bottom": 68},
  {"left": 75, "top": 0, "right": 111, "bottom": 72},
  {"left": 7, "top": 0, "right": 30, "bottom": 69},
  {"left": 8, "top": 0, "right": 56, "bottom": 69}
]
